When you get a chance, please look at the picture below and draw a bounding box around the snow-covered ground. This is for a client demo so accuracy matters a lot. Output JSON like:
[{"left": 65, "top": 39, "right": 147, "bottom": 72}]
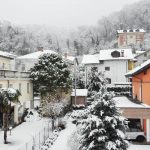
[
  {"left": 0, "top": 118, "right": 51, "bottom": 150},
  {"left": 48, "top": 120, "right": 150, "bottom": 150},
  {"left": 0, "top": 117, "right": 149, "bottom": 150}
]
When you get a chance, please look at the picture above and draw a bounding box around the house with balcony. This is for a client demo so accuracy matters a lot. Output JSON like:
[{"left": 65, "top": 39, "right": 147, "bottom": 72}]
[
  {"left": 0, "top": 50, "right": 33, "bottom": 126},
  {"left": 82, "top": 49, "right": 134, "bottom": 87}
]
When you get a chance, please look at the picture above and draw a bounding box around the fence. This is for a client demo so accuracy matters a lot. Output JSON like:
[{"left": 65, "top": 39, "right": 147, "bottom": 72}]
[{"left": 18, "top": 119, "right": 51, "bottom": 150}]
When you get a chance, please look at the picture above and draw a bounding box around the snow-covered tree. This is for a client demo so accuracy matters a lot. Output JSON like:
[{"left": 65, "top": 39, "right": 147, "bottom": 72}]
[
  {"left": 87, "top": 69, "right": 108, "bottom": 103},
  {"left": 30, "top": 53, "right": 72, "bottom": 98},
  {"left": 0, "top": 88, "right": 20, "bottom": 144},
  {"left": 41, "top": 96, "right": 66, "bottom": 130},
  {"left": 71, "top": 71, "right": 128, "bottom": 150}
]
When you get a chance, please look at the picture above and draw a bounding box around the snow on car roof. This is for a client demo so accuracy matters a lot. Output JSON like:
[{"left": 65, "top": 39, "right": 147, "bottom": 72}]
[
  {"left": 114, "top": 96, "right": 150, "bottom": 108},
  {"left": 99, "top": 49, "right": 134, "bottom": 60},
  {"left": 71, "top": 89, "right": 88, "bottom": 96}
]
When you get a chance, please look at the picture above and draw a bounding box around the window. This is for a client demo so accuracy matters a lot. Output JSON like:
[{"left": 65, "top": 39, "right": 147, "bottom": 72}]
[
  {"left": 19, "top": 83, "right": 22, "bottom": 93},
  {"left": 0, "top": 84, "right": 2, "bottom": 88},
  {"left": 27, "top": 83, "right": 30, "bottom": 93},
  {"left": 105, "top": 67, "right": 110, "bottom": 71},
  {"left": 106, "top": 78, "right": 111, "bottom": 84},
  {"left": 99, "top": 60, "right": 104, "bottom": 64}
]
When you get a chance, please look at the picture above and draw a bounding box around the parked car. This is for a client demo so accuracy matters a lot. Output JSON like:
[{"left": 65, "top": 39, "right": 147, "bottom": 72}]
[{"left": 126, "top": 119, "right": 146, "bottom": 142}]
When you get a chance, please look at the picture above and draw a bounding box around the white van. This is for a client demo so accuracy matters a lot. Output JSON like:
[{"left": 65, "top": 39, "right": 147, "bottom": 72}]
[{"left": 126, "top": 119, "right": 146, "bottom": 142}]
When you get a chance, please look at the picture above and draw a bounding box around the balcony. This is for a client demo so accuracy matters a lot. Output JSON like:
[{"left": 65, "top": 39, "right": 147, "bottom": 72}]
[{"left": 0, "top": 70, "right": 31, "bottom": 78}]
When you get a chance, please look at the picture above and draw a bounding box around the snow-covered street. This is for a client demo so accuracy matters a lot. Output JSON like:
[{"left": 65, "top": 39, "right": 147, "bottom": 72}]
[{"left": 0, "top": 118, "right": 50, "bottom": 150}]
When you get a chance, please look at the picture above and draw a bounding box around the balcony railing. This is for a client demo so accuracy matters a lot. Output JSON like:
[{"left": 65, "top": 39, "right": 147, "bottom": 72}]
[{"left": 0, "top": 70, "right": 31, "bottom": 78}]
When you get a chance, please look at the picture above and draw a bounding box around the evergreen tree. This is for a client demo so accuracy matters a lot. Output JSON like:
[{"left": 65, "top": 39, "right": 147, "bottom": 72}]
[
  {"left": 71, "top": 71, "right": 128, "bottom": 150},
  {"left": 30, "top": 53, "right": 72, "bottom": 98}
]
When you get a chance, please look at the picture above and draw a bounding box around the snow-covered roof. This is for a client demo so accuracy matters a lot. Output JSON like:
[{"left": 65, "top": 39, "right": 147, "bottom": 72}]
[
  {"left": 17, "top": 50, "right": 57, "bottom": 59},
  {"left": 65, "top": 56, "right": 75, "bottom": 62},
  {"left": 135, "top": 50, "right": 150, "bottom": 58},
  {"left": 99, "top": 49, "right": 134, "bottom": 60},
  {"left": 114, "top": 82, "right": 132, "bottom": 85},
  {"left": 0, "top": 51, "right": 16, "bottom": 59},
  {"left": 114, "top": 96, "right": 150, "bottom": 108},
  {"left": 81, "top": 55, "right": 99, "bottom": 64},
  {"left": 126, "top": 59, "right": 150, "bottom": 77},
  {"left": 71, "top": 89, "right": 88, "bottom": 96},
  {"left": 117, "top": 29, "right": 145, "bottom": 34}
]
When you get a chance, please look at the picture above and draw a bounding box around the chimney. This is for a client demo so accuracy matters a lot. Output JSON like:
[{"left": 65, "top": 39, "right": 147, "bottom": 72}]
[
  {"left": 37, "top": 47, "right": 43, "bottom": 52},
  {"left": 121, "top": 50, "right": 124, "bottom": 57}
]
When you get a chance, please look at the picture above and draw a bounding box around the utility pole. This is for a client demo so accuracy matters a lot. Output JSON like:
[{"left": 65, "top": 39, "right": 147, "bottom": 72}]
[{"left": 74, "top": 58, "right": 77, "bottom": 106}]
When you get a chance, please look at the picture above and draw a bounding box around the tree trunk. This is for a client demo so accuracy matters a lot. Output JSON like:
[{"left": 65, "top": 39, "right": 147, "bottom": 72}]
[
  {"left": 3, "top": 113, "right": 8, "bottom": 144},
  {"left": 52, "top": 116, "right": 55, "bottom": 131}
]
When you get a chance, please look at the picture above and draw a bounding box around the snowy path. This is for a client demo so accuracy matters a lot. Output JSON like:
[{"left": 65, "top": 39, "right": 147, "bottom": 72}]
[
  {"left": 50, "top": 121, "right": 76, "bottom": 150},
  {"left": 0, "top": 119, "right": 50, "bottom": 150}
]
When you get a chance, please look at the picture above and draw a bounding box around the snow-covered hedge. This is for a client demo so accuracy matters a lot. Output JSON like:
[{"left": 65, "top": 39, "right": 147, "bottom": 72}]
[{"left": 40, "top": 128, "right": 60, "bottom": 150}]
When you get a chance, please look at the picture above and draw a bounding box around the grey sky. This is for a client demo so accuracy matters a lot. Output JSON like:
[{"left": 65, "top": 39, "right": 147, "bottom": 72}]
[{"left": 0, "top": 0, "right": 141, "bottom": 28}]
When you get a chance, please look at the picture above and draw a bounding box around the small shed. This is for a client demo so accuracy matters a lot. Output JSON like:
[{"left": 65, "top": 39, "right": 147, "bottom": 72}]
[{"left": 71, "top": 89, "right": 88, "bottom": 106}]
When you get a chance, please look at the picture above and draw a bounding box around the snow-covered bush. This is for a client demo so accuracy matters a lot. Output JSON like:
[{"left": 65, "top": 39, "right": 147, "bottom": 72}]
[{"left": 40, "top": 128, "right": 61, "bottom": 150}]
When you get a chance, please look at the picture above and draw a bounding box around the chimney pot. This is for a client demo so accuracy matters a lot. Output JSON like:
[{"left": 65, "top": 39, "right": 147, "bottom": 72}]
[{"left": 121, "top": 50, "right": 124, "bottom": 57}]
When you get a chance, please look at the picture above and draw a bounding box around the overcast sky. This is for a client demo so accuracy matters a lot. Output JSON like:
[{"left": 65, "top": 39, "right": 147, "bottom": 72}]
[{"left": 0, "top": 0, "right": 141, "bottom": 28}]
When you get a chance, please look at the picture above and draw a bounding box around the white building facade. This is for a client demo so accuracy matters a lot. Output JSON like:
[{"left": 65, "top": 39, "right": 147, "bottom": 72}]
[
  {"left": 82, "top": 49, "right": 134, "bottom": 86},
  {"left": 0, "top": 51, "right": 33, "bottom": 124}
]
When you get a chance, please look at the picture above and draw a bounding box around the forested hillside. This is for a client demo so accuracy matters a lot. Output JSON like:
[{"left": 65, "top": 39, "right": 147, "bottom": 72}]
[{"left": 0, "top": 0, "right": 150, "bottom": 56}]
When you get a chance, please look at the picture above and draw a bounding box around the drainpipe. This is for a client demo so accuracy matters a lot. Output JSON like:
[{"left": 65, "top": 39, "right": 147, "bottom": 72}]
[{"left": 85, "top": 66, "right": 87, "bottom": 88}]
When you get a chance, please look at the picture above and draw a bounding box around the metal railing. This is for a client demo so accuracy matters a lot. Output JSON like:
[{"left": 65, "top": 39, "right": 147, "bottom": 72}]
[{"left": 18, "top": 120, "right": 51, "bottom": 150}]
